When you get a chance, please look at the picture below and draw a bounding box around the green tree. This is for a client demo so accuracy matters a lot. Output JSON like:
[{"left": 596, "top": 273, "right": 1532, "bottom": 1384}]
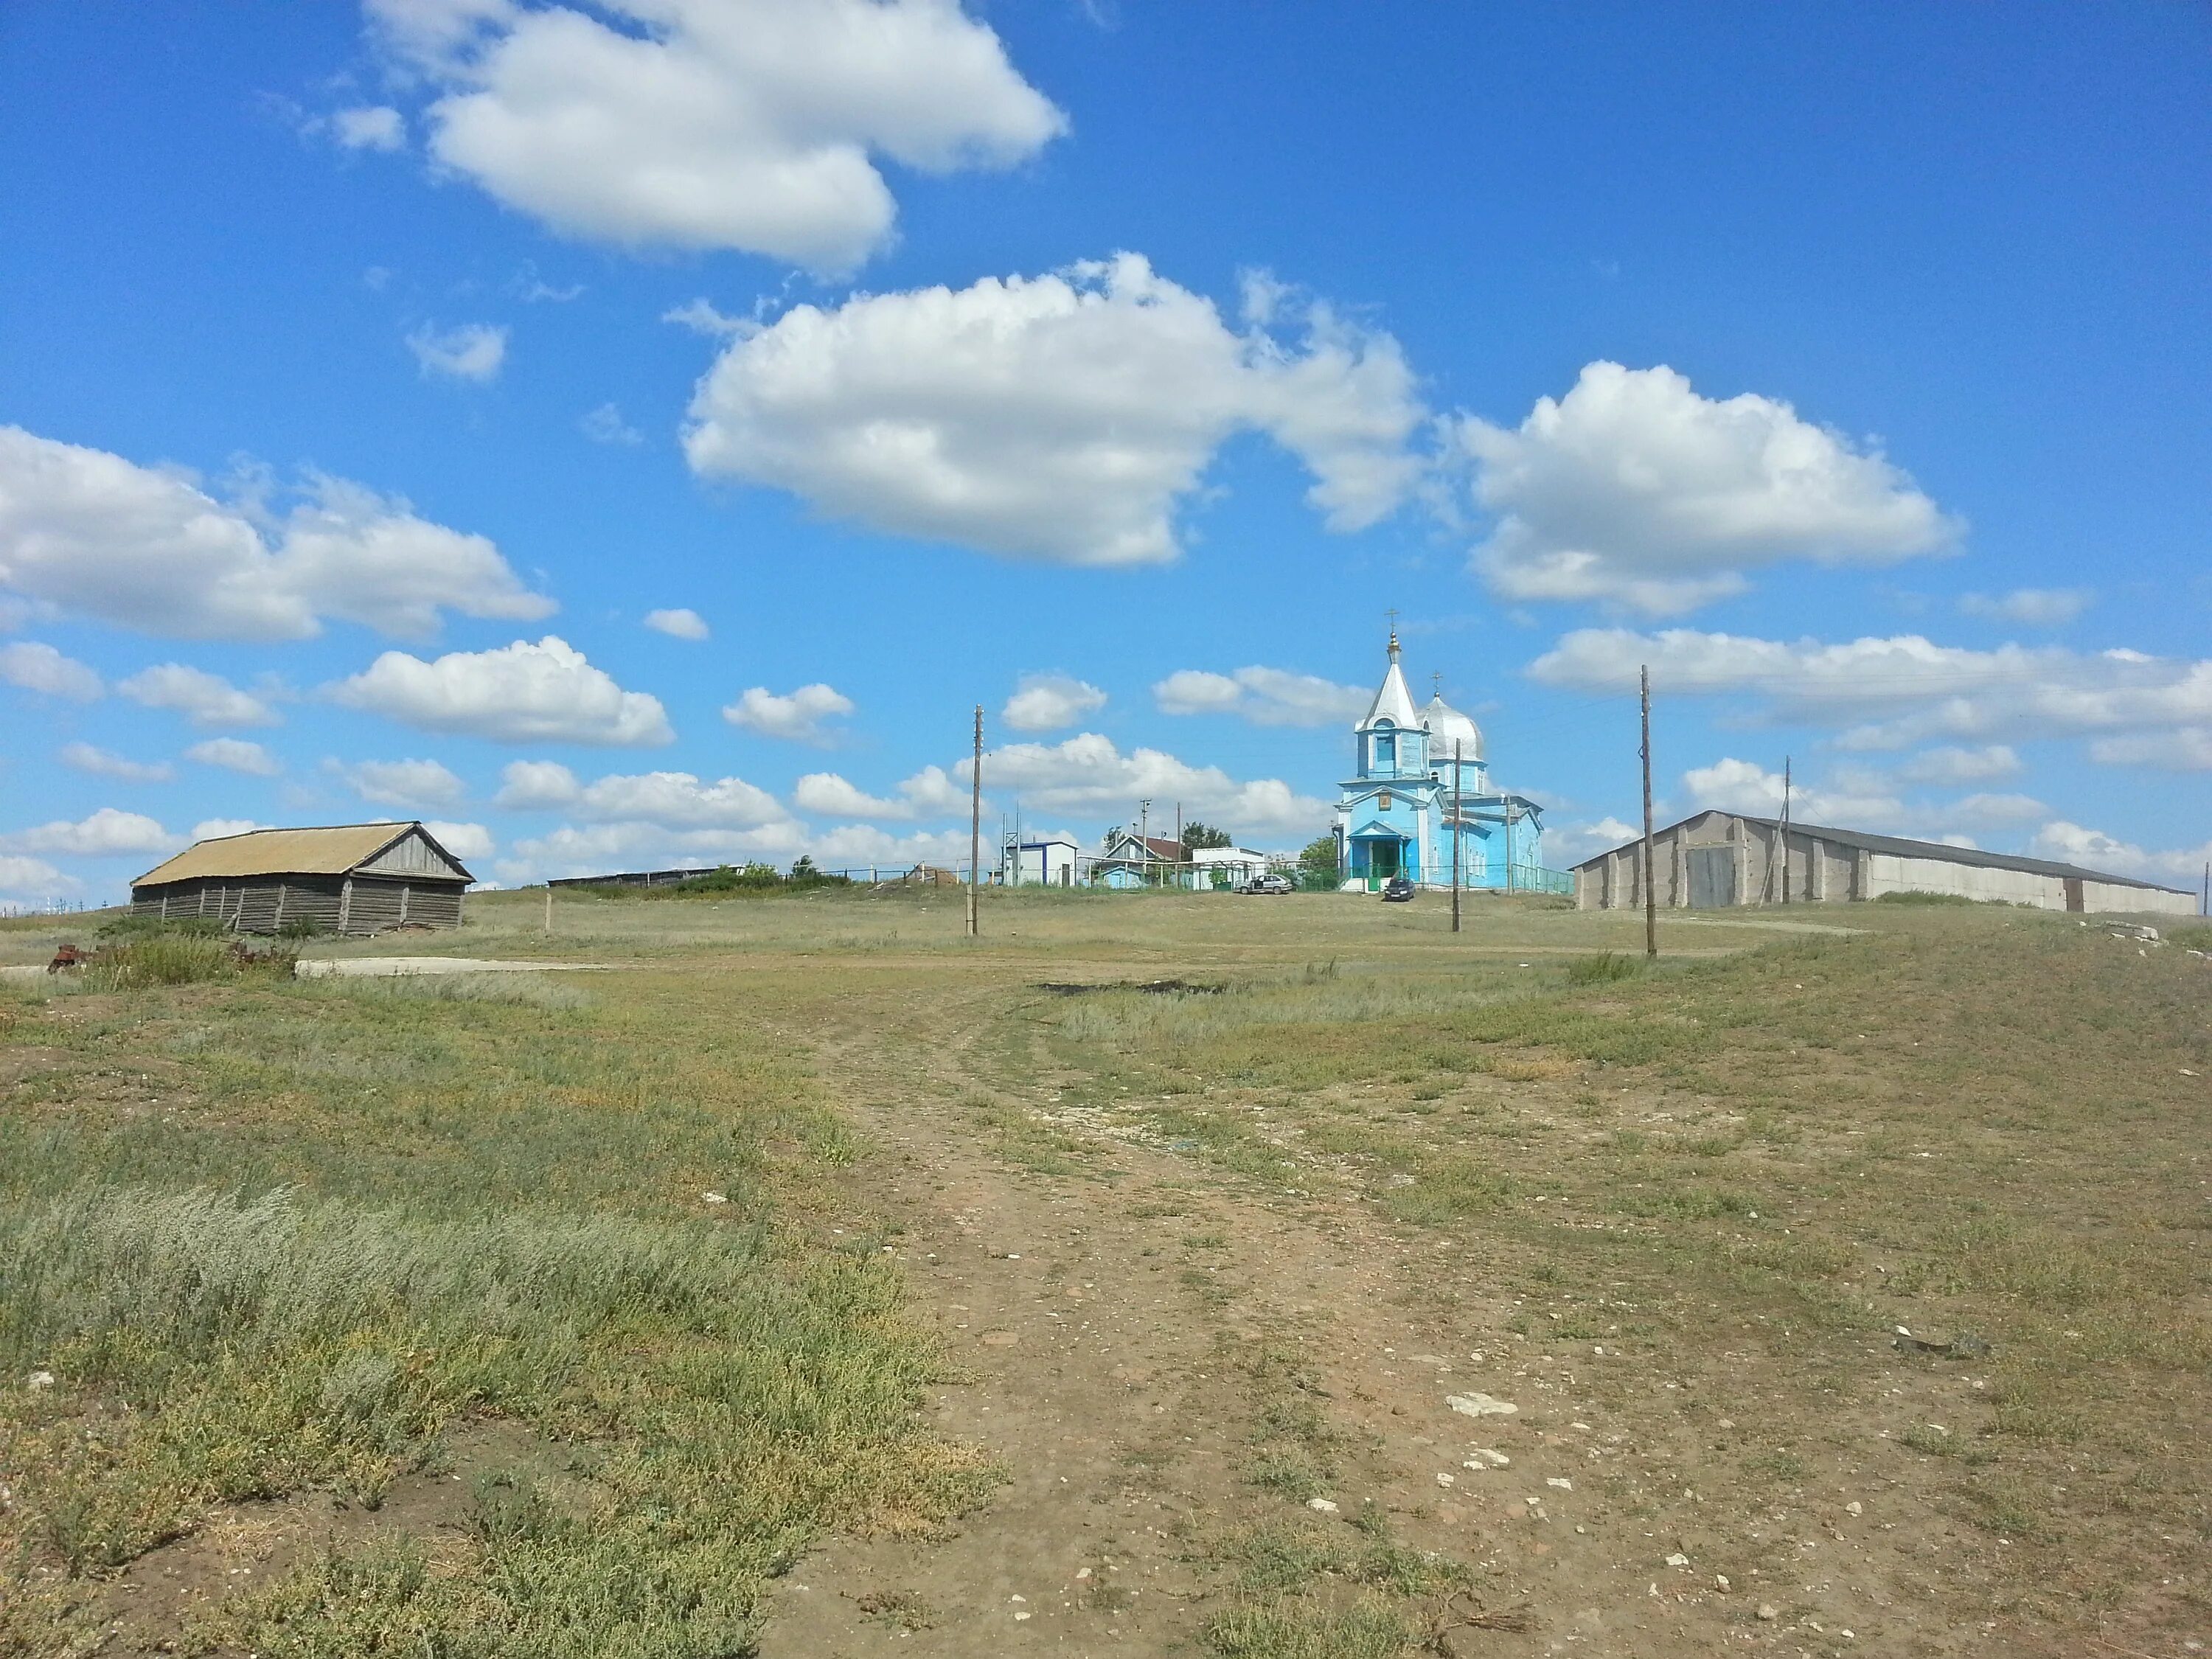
[
  {"left": 1180, "top": 821, "right": 1232, "bottom": 850},
  {"left": 1297, "top": 833, "right": 1340, "bottom": 890}
]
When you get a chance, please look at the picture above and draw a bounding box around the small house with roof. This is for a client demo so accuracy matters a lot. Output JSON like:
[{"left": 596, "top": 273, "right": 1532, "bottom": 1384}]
[
  {"left": 1093, "top": 830, "right": 1185, "bottom": 890},
  {"left": 1333, "top": 632, "right": 1563, "bottom": 893},
  {"left": 131, "top": 821, "right": 473, "bottom": 935}
]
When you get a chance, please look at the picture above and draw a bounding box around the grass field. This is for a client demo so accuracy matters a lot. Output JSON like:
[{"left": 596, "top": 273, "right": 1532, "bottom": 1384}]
[{"left": 1, "top": 886, "right": 2205, "bottom": 1657}]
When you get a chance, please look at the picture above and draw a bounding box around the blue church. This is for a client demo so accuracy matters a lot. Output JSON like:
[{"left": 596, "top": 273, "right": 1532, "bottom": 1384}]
[{"left": 1332, "top": 631, "right": 1566, "bottom": 893}]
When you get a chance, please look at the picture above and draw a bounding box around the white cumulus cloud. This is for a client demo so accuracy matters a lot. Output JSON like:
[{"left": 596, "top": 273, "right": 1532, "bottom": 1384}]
[
  {"left": 1543, "top": 815, "right": 1641, "bottom": 868},
  {"left": 0, "top": 854, "right": 72, "bottom": 899},
  {"left": 490, "top": 759, "right": 782, "bottom": 828},
  {"left": 333, "top": 636, "right": 673, "bottom": 746},
  {"left": 1458, "top": 363, "right": 1960, "bottom": 616},
  {"left": 723, "top": 683, "right": 853, "bottom": 745},
  {"left": 683, "top": 254, "right": 1427, "bottom": 566},
  {"left": 422, "top": 819, "right": 495, "bottom": 860},
  {"left": 2028, "top": 821, "right": 2211, "bottom": 886},
  {"left": 643, "top": 607, "right": 709, "bottom": 640},
  {"left": 792, "top": 765, "right": 964, "bottom": 821},
  {"left": 59, "top": 742, "right": 173, "bottom": 784},
  {"left": 335, "top": 757, "right": 468, "bottom": 809},
  {"left": 1153, "top": 665, "right": 1368, "bottom": 727},
  {"left": 2, "top": 807, "right": 177, "bottom": 858},
  {"left": 1680, "top": 757, "right": 1907, "bottom": 830},
  {"left": 976, "top": 732, "right": 1328, "bottom": 839},
  {"left": 364, "top": 0, "right": 1067, "bottom": 274},
  {"left": 186, "top": 737, "right": 283, "bottom": 776},
  {"left": 119, "top": 664, "right": 280, "bottom": 728},
  {"left": 0, "top": 641, "right": 102, "bottom": 700},
  {"left": 1003, "top": 674, "right": 1105, "bottom": 733},
  {"left": 0, "top": 426, "right": 553, "bottom": 640},
  {"left": 493, "top": 759, "right": 580, "bottom": 810},
  {"left": 406, "top": 321, "right": 509, "bottom": 383},
  {"left": 1528, "top": 627, "right": 2212, "bottom": 757}
]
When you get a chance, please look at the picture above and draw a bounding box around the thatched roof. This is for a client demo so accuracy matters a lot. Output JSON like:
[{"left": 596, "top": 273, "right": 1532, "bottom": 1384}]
[{"left": 134, "top": 823, "right": 472, "bottom": 886}]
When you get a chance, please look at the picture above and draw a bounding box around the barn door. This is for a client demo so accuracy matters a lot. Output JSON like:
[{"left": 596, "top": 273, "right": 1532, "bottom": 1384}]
[
  {"left": 1687, "top": 846, "right": 1736, "bottom": 908},
  {"left": 2064, "top": 877, "right": 2083, "bottom": 913}
]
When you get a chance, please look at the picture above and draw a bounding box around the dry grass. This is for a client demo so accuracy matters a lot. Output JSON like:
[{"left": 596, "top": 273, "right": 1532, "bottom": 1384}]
[{"left": 0, "top": 936, "right": 994, "bottom": 1658}]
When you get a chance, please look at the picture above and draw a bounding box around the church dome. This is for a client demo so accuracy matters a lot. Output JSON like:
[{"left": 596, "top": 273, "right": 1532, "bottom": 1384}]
[{"left": 1422, "top": 694, "right": 1484, "bottom": 762}]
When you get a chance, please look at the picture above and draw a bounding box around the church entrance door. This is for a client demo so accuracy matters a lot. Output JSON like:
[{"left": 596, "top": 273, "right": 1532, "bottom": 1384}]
[{"left": 1367, "top": 838, "right": 1401, "bottom": 891}]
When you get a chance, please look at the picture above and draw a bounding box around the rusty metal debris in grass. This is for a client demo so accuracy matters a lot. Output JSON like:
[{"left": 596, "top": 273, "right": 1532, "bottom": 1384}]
[{"left": 1038, "top": 979, "right": 1223, "bottom": 997}]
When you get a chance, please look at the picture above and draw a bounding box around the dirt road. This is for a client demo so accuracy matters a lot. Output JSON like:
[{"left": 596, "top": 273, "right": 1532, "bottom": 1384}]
[{"left": 754, "top": 965, "right": 2007, "bottom": 1659}]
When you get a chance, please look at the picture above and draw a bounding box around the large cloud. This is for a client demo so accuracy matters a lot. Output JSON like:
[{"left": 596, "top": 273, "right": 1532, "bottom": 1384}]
[
  {"left": 1002, "top": 674, "right": 1105, "bottom": 734},
  {"left": 975, "top": 732, "right": 1328, "bottom": 840},
  {"left": 1529, "top": 627, "right": 2212, "bottom": 759},
  {"left": 491, "top": 760, "right": 783, "bottom": 827},
  {"left": 333, "top": 636, "right": 672, "bottom": 745},
  {"left": 2029, "top": 821, "right": 2212, "bottom": 886},
  {"left": 0, "top": 426, "right": 554, "bottom": 640},
  {"left": 0, "top": 854, "right": 73, "bottom": 900},
  {"left": 1153, "top": 665, "right": 1368, "bottom": 727},
  {"left": 335, "top": 757, "right": 468, "bottom": 809},
  {"left": 683, "top": 255, "right": 1427, "bottom": 566},
  {"left": 1, "top": 807, "right": 177, "bottom": 858},
  {"left": 1458, "top": 364, "right": 1960, "bottom": 615},
  {"left": 0, "top": 641, "right": 102, "bottom": 700},
  {"left": 722, "top": 683, "right": 853, "bottom": 745},
  {"left": 1680, "top": 757, "right": 2046, "bottom": 843},
  {"left": 364, "top": 0, "right": 1065, "bottom": 274},
  {"left": 791, "top": 765, "right": 964, "bottom": 821}
]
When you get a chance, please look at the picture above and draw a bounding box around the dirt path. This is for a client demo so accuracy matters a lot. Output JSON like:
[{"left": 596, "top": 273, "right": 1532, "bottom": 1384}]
[{"left": 754, "top": 964, "right": 2040, "bottom": 1659}]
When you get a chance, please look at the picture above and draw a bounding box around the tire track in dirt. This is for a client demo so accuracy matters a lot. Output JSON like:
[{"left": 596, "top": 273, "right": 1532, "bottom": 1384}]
[{"left": 757, "top": 967, "right": 2020, "bottom": 1659}]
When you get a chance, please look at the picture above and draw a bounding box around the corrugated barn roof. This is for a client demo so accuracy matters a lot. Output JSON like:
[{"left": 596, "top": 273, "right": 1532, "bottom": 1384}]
[{"left": 134, "top": 822, "right": 469, "bottom": 886}]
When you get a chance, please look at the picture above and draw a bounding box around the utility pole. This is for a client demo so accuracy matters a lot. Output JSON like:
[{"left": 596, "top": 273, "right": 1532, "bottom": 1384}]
[
  {"left": 967, "top": 706, "right": 982, "bottom": 939},
  {"left": 543, "top": 883, "right": 552, "bottom": 934},
  {"left": 1505, "top": 801, "right": 1517, "bottom": 895},
  {"left": 1779, "top": 757, "right": 1792, "bottom": 905},
  {"left": 1450, "top": 739, "right": 1462, "bottom": 933},
  {"left": 1139, "top": 799, "right": 1152, "bottom": 888},
  {"left": 1175, "top": 801, "right": 1183, "bottom": 891},
  {"left": 1640, "top": 664, "right": 1658, "bottom": 959}
]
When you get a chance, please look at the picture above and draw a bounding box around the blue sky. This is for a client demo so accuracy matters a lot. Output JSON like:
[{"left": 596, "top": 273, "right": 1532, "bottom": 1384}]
[{"left": 3, "top": 1, "right": 2209, "bottom": 904}]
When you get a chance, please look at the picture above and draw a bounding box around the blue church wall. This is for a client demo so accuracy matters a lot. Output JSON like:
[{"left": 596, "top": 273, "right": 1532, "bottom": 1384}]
[{"left": 1332, "top": 635, "right": 1571, "bottom": 895}]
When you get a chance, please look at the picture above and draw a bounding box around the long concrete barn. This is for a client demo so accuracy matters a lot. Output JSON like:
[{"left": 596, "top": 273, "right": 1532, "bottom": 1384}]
[
  {"left": 131, "top": 822, "right": 474, "bottom": 936},
  {"left": 1574, "top": 811, "right": 2197, "bottom": 917}
]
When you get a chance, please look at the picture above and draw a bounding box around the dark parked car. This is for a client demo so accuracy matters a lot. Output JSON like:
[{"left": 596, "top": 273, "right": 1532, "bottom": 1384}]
[{"left": 1380, "top": 875, "right": 1416, "bottom": 902}]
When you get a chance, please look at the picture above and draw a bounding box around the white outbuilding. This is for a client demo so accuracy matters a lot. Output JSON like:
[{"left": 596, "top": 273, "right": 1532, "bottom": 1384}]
[{"left": 1574, "top": 812, "right": 2196, "bottom": 917}]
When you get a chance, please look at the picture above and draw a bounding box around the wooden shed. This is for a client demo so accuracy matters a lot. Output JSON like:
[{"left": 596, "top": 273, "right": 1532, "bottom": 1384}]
[{"left": 131, "top": 822, "right": 475, "bottom": 936}]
